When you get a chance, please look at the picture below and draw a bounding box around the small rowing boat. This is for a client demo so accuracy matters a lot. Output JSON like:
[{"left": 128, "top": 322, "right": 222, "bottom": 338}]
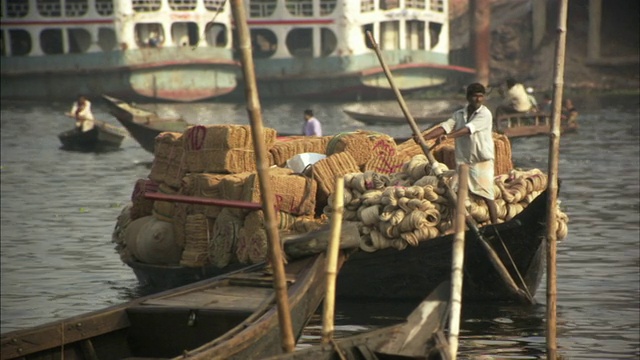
[
  {"left": 495, "top": 111, "right": 579, "bottom": 138},
  {"left": 58, "top": 120, "right": 125, "bottom": 152}
]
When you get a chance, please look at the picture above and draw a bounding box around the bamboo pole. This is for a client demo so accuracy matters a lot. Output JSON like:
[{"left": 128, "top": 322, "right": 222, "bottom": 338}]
[
  {"left": 365, "top": 30, "right": 531, "bottom": 304},
  {"left": 449, "top": 164, "right": 469, "bottom": 360},
  {"left": 229, "top": 0, "right": 295, "bottom": 353},
  {"left": 546, "top": 1, "right": 568, "bottom": 359},
  {"left": 321, "top": 176, "right": 345, "bottom": 345}
]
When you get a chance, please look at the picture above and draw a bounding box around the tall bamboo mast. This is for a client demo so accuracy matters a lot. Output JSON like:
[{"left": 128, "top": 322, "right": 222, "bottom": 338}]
[
  {"left": 229, "top": 0, "right": 295, "bottom": 353},
  {"left": 546, "top": 0, "right": 569, "bottom": 359}
]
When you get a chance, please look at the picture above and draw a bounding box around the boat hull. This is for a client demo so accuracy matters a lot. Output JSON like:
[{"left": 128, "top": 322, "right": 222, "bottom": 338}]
[
  {"left": 102, "top": 95, "right": 188, "bottom": 153},
  {"left": 2, "top": 49, "right": 238, "bottom": 103},
  {"left": 58, "top": 124, "right": 125, "bottom": 152},
  {"left": 335, "top": 190, "right": 549, "bottom": 302},
  {"left": 224, "top": 53, "right": 475, "bottom": 101},
  {"left": 0, "top": 254, "right": 336, "bottom": 360}
]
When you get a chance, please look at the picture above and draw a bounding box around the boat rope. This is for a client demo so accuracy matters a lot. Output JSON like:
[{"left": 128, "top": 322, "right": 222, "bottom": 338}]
[{"left": 492, "top": 226, "right": 534, "bottom": 302}]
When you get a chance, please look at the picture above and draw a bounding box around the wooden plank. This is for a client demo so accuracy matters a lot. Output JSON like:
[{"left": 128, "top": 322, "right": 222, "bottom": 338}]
[
  {"left": 1, "top": 309, "right": 130, "bottom": 359},
  {"left": 141, "top": 286, "right": 273, "bottom": 311}
]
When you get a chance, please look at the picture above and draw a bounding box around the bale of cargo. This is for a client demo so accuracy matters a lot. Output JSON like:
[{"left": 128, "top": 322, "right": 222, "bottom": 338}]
[
  {"left": 242, "top": 167, "right": 317, "bottom": 216},
  {"left": 181, "top": 173, "right": 227, "bottom": 218},
  {"left": 180, "top": 213, "right": 214, "bottom": 267},
  {"left": 218, "top": 172, "right": 254, "bottom": 218},
  {"left": 130, "top": 178, "right": 156, "bottom": 221},
  {"left": 234, "top": 210, "right": 296, "bottom": 265},
  {"left": 135, "top": 216, "right": 182, "bottom": 265},
  {"left": 310, "top": 151, "right": 361, "bottom": 209},
  {"left": 395, "top": 133, "right": 513, "bottom": 175},
  {"left": 152, "top": 182, "right": 179, "bottom": 223},
  {"left": 269, "top": 136, "right": 332, "bottom": 167},
  {"left": 183, "top": 125, "right": 277, "bottom": 174},
  {"left": 148, "top": 132, "right": 185, "bottom": 188},
  {"left": 209, "top": 209, "right": 242, "bottom": 267},
  {"left": 326, "top": 130, "right": 397, "bottom": 167}
]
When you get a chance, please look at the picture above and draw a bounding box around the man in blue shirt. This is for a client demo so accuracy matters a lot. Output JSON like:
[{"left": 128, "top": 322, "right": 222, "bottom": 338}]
[{"left": 303, "top": 109, "right": 322, "bottom": 136}]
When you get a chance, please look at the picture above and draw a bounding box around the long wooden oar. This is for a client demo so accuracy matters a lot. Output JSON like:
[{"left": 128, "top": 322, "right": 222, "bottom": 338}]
[
  {"left": 230, "top": 0, "right": 295, "bottom": 353},
  {"left": 449, "top": 164, "right": 469, "bottom": 360},
  {"left": 365, "top": 31, "right": 532, "bottom": 304},
  {"left": 321, "top": 176, "right": 344, "bottom": 345}
]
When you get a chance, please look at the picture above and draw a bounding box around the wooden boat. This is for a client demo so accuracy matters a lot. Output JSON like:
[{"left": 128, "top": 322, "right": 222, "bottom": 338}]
[
  {"left": 122, "top": 186, "right": 549, "bottom": 304},
  {"left": 57, "top": 121, "right": 125, "bottom": 152},
  {"left": 342, "top": 100, "right": 459, "bottom": 126},
  {"left": 125, "top": 216, "right": 361, "bottom": 290},
  {"left": 495, "top": 111, "right": 579, "bottom": 138},
  {"left": 103, "top": 94, "right": 189, "bottom": 153},
  {"left": 335, "top": 188, "right": 551, "bottom": 303},
  {"left": 262, "top": 281, "right": 452, "bottom": 360},
  {"left": 343, "top": 108, "right": 451, "bottom": 126},
  {"left": 1, "top": 252, "right": 341, "bottom": 360}
]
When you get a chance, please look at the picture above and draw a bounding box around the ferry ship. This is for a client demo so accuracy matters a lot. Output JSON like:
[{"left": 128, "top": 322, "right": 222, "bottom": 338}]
[
  {"left": 0, "top": 0, "right": 238, "bottom": 102},
  {"left": 239, "top": 0, "right": 475, "bottom": 100}
]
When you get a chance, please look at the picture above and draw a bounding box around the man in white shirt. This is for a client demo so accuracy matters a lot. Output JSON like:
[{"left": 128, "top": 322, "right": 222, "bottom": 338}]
[
  {"left": 302, "top": 109, "right": 322, "bottom": 136},
  {"left": 495, "top": 78, "right": 535, "bottom": 114},
  {"left": 69, "top": 95, "right": 95, "bottom": 132},
  {"left": 419, "top": 83, "right": 498, "bottom": 224}
]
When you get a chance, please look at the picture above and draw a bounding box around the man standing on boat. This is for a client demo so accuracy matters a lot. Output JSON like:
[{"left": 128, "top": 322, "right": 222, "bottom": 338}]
[
  {"left": 419, "top": 83, "right": 499, "bottom": 224},
  {"left": 68, "top": 95, "right": 95, "bottom": 132},
  {"left": 302, "top": 109, "right": 322, "bottom": 136}
]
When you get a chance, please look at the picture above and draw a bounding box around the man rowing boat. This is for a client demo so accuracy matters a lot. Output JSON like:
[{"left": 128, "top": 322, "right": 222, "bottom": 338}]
[{"left": 66, "top": 95, "right": 95, "bottom": 132}]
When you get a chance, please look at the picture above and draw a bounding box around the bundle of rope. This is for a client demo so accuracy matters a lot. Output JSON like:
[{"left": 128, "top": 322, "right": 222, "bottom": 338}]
[
  {"left": 180, "top": 214, "right": 213, "bottom": 267},
  {"left": 182, "top": 125, "right": 277, "bottom": 174},
  {"left": 149, "top": 132, "right": 185, "bottom": 188}
]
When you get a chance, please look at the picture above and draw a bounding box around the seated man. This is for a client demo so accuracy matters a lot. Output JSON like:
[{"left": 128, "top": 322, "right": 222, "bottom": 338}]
[{"left": 494, "top": 78, "right": 537, "bottom": 130}]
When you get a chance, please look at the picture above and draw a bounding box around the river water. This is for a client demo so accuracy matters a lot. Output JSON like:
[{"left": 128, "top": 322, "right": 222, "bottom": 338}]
[{"left": 1, "top": 94, "right": 638, "bottom": 359}]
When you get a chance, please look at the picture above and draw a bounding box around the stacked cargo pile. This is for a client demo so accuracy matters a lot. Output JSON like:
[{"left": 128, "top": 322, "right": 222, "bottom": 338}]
[{"left": 112, "top": 126, "right": 568, "bottom": 269}]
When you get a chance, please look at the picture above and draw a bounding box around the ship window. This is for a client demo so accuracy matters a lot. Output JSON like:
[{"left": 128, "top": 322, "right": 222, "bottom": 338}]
[
  {"left": 135, "top": 23, "right": 164, "bottom": 47},
  {"left": 37, "top": 0, "right": 62, "bottom": 17},
  {"left": 9, "top": 30, "right": 31, "bottom": 56},
  {"left": 172, "top": 22, "right": 199, "bottom": 47},
  {"left": 41, "top": 29, "right": 64, "bottom": 54},
  {"left": 361, "top": 0, "right": 374, "bottom": 13},
  {"left": 362, "top": 23, "right": 374, "bottom": 49},
  {"left": 169, "top": 0, "right": 196, "bottom": 11},
  {"left": 319, "top": 0, "right": 336, "bottom": 15},
  {"left": 68, "top": 28, "right": 91, "bottom": 53},
  {"left": 204, "top": 0, "right": 225, "bottom": 12},
  {"left": 205, "top": 22, "right": 228, "bottom": 47},
  {"left": 380, "top": 20, "right": 399, "bottom": 50},
  {"left": 320, "top": 28, "right": 336, "bottom": 56},
  {"left": 95, "top": 0, "right": 113, "bottom": 16},
  {"left": 406, "top": 0, "right": 425, "bottom": 9},
  {"left": 249, "top": 0, "right": 277, "bottom": 17},
  {"left": 65, "top": 0, "right": 88, "bottom": 17},
  {"left": 429, "top": 22, "right": 441, "bottom": 48},
  {"left": 98, "top": 28, "right": 117, "bottom": 51},
  {"left": 285, "top": 0, "right": 312, "bottom": 17},
  {"left": 132, "top": 0, "right": 161, "bottom": 12},
  {"left": 380, "top": 0, "right": 398, "bottom": 10},
  {"left": 430, "top": 0, "right": 444, "bottom": 13},
  {"left": 250, "top": 28, "right": 276, "bottom": 58},
  {"left": 286, "top": 28, "right": 312, "bottom": 58},
  {"left": 6, "top": 0, "right": 29, "bottom": 18},
  {"left": 406, "top": 20, "right": 425, "bottom": 50}
]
